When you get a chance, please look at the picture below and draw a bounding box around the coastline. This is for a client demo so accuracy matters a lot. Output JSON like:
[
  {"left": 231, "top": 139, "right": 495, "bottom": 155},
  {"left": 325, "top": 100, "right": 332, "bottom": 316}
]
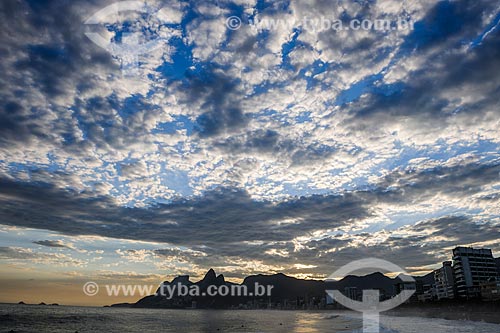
[
  {"left": 7, "top": 301, "right": 500, "bottom": 325},
  {"left": 384, "top": 301, "right": 500, "bottom": 324}
]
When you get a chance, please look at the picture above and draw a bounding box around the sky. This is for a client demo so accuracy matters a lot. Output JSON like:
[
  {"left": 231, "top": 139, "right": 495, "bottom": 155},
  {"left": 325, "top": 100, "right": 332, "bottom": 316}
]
[{"left": 0, "top": 0, "right": 500, "bottom": 306}]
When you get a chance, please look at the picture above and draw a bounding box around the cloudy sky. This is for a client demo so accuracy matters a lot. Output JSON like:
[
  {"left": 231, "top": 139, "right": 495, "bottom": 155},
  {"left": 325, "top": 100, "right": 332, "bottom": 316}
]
[{"left": 0, "top": 0, "right": 499, "bottom": 305}]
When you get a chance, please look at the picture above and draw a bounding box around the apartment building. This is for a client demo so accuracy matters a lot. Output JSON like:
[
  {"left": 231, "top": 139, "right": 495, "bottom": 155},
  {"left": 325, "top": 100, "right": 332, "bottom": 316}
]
[
  {"left": 433, "top": 261, "right": 455, "bottom": 300},
  {"left": 452, "top": 247, "right": 498, "bottom": 299}
]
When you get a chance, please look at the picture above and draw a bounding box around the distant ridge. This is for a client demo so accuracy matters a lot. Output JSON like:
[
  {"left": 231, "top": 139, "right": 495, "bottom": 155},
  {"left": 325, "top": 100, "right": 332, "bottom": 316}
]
[{"left": 126, "top": 269, "right": 405, "bottom": 309}]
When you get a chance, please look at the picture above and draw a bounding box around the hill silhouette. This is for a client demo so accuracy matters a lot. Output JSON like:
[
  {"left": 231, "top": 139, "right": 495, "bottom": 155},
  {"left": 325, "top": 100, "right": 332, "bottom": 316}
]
[{"left": 129, "top": 269, "right": 403, "bottom": 309}]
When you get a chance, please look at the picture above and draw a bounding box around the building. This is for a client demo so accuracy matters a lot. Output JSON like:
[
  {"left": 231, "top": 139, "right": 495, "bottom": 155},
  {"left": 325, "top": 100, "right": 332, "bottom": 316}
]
[
  {"left": 417, "top": 288, "right": 433, "bottom": 302},
  {"left": 480, "top": 280, "right": 500, "bottom": 301},
  {"left": 344, "top": 287, "right": 358, "bottom": 300},
  {"left": 433, "top": 261, "right": 455, "bottom": 300},
  {"left": 394, "top": 280, "right": 417, "bottom": 303},
  {"left": 452, "top": 247, "right": 498, "bottom": 299},
  {"left": 415, "top": 271, "right": 434, "bottom": 302}
]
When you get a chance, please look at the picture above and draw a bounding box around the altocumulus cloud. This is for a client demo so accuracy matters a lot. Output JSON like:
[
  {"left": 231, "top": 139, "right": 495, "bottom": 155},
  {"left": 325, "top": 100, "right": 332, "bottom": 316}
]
[
  {"left": 0, "top": 160, "right": 499, "bottom": 276},
  {"left": 0, "top": 0, "right": 499, "bottom": 277}
]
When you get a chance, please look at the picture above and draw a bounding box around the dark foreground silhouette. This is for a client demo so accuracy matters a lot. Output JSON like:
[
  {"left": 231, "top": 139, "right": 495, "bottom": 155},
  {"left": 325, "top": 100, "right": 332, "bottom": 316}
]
[{"left": 108, "top": 268, "right": 500, "bottom": 325}]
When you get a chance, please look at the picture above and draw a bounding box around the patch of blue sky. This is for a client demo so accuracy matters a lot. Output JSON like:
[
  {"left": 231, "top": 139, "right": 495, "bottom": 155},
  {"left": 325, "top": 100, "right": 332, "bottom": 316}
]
[
  {"left": 264, "top": 179, "right": 332, "bottom": 199},
  {"left": 294, "top": 111, "right": 312, "bottom": 123},
  {"left": 423, "top": 139, "right": 499, "bottom": 163},
  {"left": 7, "top": 162, "right": 35, "bottom": 178},
  {"left": 102, "top": 162, "right": 131, "bottom": 194},
  {"left": 340, "top": 176, "right": 374, "bottom": 192},
  {"left": 334, "top": 72, "right": 383, "bottom": 106},
  {"left": 327, "top": 168, "right": 345, "bottom": 178},
  {"left": 280, "top": 181, "right": 308, "bottom": 196},
  {"left": 152, "top": 115, "right": 195, "bottom": 136},
  {"left": 393, "top": 0, "right": 500, "bottom": 64},
  {"left": 280, "top": 28, "right": 301, "bottom": 70},
  {"left": 84, "top": 237, "right": 163, "bottom": 254},
  {"left": 298, "top": 59, "right": 330, "bottom": 90},
  {"left": 45, "top": 152, "right": 63, "bottom": 173},
  {"left": 156, "top": 36, "right": 196, "bottom": 82},
  {"left": 154, "top": 4, "right": 208, "bottom": 82},
  {"left": 160, "top": 167, "right": 193, "bottom": 197},
  {"left": 0, "top": 227, "right": 52, "bottom": 249},
  {"left": 7, "top": 161, "right": 66, "bottom": 181}
]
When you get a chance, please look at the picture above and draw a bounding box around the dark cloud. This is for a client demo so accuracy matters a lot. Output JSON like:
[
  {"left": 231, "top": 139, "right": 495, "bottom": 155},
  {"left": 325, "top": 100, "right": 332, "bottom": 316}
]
[
  {"left": 6, "top": 0, "right": 113, "bottom": 98},
  {"left": 0, "top": 101, "right": 37, "bottom": 145},
  {"left": 0, "top": 176, "right": 371, "bottom": 247},
  {"left": 33, "top": 240, "right": 73, "bottom": 249},
  {"left": 213, "top": 129, "right": 337, "bottom": 166},
  {"left": 152, "top": 214, "right": 500, "bottom": 278},
  {"left": 187, "top": 71, "right": 248, "bottom": 137},
  {"left": 378, "top": 162, "right": 500, "bottom": 200},
  {"left": 0, "top": 246, "right": 83, "bottom": 266},
  {"left": 344, "top": 1, "right": 500, "bottom": 126},
  {"left": 0, "top": 0, "right": 116, "bottom": 149},
  {"left": 257, "top": 215, "right": 500, "bottom": 277},
  {"left": 401, "top": 0, "right": 490, "bottom": 51},
  {"left": 0, "top": 160, "right": 499, "bottom": 276}
]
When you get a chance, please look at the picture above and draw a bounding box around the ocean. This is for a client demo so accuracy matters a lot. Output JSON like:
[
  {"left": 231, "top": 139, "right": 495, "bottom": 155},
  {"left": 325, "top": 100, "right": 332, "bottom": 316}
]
[{"left": 1, "top": 304, "right": 499, "bottom": 333}]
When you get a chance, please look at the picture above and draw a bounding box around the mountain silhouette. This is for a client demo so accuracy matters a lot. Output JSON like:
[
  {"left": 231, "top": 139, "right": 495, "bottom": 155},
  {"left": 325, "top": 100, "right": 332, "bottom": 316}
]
[
  {"left": 130, "top": 269, "right": 405, "bottom": 309},
  {"left": 326, "top": 272, "right": 397, "bottom": 298}
]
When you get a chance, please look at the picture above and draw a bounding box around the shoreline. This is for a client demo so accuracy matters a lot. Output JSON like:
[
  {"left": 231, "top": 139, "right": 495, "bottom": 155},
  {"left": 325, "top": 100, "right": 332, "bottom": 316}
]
[
  {"left": 384, "top": 301, "right": 500, "bottom": 325},
  {"left": 6, "top": 301, "right": 500, "bottom": 325}
]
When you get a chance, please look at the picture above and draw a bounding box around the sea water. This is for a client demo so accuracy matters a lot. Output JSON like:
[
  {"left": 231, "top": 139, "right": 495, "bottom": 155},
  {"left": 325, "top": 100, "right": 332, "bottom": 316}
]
[{"left": 1, "top": 304, "right": 499, "bottom": 333}]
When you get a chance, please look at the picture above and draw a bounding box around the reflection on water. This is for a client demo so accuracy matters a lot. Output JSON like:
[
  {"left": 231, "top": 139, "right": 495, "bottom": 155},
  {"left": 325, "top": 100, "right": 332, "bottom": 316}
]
[{"left": 291, "top": 312, "right": 357, "bottom": 332}]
